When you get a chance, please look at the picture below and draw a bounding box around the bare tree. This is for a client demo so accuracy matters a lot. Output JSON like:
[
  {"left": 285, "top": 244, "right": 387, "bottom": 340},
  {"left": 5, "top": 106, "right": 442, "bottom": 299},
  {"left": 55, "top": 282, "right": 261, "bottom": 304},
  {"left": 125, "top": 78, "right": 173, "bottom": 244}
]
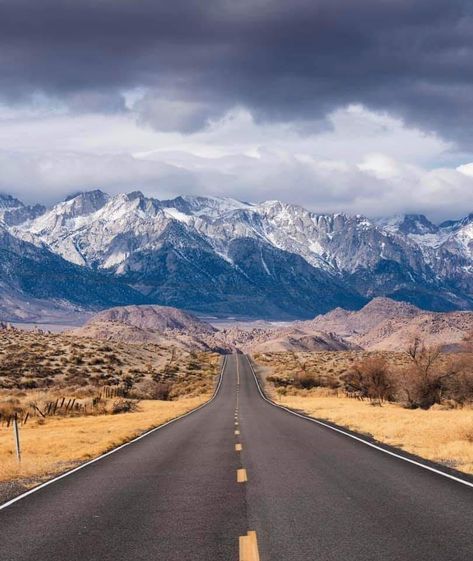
[
  {"left": 341, "top": 357, "right": 393, "bottom": 405},
  {"left": 399, "top": 338, "right": 454, "bottom": 409}
]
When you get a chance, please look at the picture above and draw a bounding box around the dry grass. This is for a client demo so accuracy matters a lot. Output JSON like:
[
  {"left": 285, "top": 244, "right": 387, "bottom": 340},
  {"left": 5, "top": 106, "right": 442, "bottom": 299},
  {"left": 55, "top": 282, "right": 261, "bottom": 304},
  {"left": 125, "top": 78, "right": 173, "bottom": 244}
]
[
  {"left": 0, "top": 326, "right": 219, "bottom": 392},
  {"left": 0, "top": 328, "right": 220, "bottom": 422},
  {"left": 277, "top": 392, "right": 473, "bottom": 474},
  {"left": 0, "top": 396, "right": 208, "bottom": 483},
  {"left": 0, "top": 327, "right": 220, "bottom": 487}
]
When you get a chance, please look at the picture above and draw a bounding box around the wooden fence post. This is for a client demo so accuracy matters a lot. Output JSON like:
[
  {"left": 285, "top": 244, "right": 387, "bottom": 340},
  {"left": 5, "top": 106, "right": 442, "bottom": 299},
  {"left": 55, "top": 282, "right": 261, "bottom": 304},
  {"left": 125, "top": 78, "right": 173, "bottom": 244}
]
[{"left": 13, "top": 415, "right": 21, "bottom": 463}]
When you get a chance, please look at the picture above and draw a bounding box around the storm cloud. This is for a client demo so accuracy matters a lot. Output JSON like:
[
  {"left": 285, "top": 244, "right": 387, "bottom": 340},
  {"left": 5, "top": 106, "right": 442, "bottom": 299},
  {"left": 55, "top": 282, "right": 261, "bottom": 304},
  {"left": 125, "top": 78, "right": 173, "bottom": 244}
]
[
  {"left": 0, "top": 0, "right": 472, "bottom": 219},
  {"left": 1, "top": 0, "right": 473, "bottom": 141}
]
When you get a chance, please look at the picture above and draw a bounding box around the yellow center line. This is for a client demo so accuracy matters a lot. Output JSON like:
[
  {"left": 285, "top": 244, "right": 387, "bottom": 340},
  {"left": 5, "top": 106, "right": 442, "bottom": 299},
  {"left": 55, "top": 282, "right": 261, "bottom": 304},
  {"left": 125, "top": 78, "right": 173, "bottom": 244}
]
[
  {"left": 235, "top": 443, "right": 242, "bottom": 452},
  {"left": 239, "top": 530, "right": 260, "bottom": 561},
  {"left": 237, "top": 468, "right": 248, "bottom": 483}
]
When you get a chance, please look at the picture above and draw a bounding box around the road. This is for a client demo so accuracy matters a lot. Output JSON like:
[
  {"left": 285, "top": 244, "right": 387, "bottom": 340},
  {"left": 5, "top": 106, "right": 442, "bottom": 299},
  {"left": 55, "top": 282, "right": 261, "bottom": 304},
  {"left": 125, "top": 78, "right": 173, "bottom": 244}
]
[{"left": 0, "top": 354, "right": 472, "bottom": 560}]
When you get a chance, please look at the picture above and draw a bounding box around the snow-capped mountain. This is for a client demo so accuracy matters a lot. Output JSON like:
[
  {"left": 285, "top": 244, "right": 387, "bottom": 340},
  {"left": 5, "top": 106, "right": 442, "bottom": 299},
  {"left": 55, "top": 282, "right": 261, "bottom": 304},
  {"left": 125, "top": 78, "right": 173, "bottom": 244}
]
[
  {"left": 0, "top": 194, "right": 45, "bottom": 227},
  {"left": 1, "top": 190, "right": 472, "bottom": 319}
]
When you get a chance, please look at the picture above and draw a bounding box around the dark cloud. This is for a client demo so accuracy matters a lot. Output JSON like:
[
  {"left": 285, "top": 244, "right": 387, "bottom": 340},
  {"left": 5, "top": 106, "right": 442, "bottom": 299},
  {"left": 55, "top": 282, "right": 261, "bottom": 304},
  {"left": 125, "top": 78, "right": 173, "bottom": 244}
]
[{"left": 1, "top": 0, "right": 472, "bottom": 141}]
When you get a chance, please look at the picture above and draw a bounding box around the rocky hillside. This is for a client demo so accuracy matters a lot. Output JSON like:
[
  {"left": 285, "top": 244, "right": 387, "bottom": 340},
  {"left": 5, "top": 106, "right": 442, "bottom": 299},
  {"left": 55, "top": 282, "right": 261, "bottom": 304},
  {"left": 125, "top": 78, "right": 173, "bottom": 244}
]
[
  {"left": 88, "top": 305, "right": 217, "bottom": 335},
  {"left": 1, "top": 191, "right": 472, "bottom": 319},
  {"left": 70, "top": 304, "right": 358, "bottom": 353},
  {"left": 71, "top": 305, "right": 231, "bottom": 353},
  {"left": 305, "top": 297, "right": 473, "bottom": 351},
  {"left": 68, "top": 299, "right": 473, "bottom": 353}
]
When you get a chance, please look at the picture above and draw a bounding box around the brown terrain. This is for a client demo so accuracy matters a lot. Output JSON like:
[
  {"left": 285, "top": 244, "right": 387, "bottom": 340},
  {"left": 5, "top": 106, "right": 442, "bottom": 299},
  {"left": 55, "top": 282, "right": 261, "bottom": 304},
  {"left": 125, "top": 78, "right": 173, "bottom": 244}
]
[
  {"left": 70, "top": 305, "right": 231, "bottom": 352},
  {"left": 0, "top": 323, "right": 220, "bottom": 493},
  {"left": 69, "top": 299, "right": 473, "bottom": 353},
  {"left": 1, "top": 296, "right": 472, "bottom": 492},
  {"left": 253, "top": 333, "right": 473, "bottom": 474},
  {"left": 303, "top": 297, "right": 473, "bottom": 351},
  {"left": 0, "top": 323, "right": 220, "bottom": 408}
]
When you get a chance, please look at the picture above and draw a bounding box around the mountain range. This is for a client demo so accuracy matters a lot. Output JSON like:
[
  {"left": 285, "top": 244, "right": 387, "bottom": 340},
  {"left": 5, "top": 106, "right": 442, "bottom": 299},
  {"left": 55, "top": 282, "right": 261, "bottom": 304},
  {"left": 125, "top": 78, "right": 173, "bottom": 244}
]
[{"left": 0, "top": 190, "right": 472, "bottom": 320}]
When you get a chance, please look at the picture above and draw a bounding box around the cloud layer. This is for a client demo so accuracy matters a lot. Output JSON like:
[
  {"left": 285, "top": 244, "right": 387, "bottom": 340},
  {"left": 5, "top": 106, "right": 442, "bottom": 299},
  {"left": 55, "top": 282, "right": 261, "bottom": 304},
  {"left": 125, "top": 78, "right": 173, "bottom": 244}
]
[
  {"left": 0, "top": 0, "right": 472, "bottom": 219},
  {"left": 2, "top": 0, "right": 473, "bottom": 137}
]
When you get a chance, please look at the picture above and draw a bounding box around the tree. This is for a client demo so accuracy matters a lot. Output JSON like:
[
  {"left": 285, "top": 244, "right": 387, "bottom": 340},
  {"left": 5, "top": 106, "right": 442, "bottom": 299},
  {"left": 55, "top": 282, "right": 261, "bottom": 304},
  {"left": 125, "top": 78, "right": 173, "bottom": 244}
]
[
  {"left": 341, "top": 357, "right": 393, "bottom": 405},
  {"left": 398, "top": 338, "right": 454, "bottom": 409}
]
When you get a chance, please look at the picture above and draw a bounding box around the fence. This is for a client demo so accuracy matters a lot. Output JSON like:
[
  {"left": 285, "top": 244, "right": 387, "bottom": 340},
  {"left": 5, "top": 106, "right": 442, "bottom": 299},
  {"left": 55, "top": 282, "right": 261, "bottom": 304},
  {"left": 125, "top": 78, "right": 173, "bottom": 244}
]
[{"left": 0, "top": 386, "right": 128, "bottom": 428}]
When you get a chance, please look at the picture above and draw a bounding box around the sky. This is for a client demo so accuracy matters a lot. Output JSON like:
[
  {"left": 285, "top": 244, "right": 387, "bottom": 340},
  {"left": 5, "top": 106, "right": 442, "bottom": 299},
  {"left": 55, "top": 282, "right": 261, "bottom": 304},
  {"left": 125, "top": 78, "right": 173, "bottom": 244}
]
[{"left": 0, "top": 0, "right": 472, "bottom": 221}]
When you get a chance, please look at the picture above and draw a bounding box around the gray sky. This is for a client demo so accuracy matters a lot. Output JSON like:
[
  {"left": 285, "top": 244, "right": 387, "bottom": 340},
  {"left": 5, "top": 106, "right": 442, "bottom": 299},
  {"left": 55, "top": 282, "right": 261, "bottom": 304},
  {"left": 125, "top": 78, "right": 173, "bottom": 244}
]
[{"left": 0, "top": 0, "right": 472, "bottom": 220}]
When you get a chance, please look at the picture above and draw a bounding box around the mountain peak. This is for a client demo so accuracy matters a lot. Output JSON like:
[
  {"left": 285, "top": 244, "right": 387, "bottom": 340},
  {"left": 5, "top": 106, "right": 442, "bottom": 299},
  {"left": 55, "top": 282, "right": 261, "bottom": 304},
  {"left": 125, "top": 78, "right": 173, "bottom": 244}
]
[
  {"left": 125, "top": 190, "right": 145, "bottom": 201},
  {"left": 378, "top": 214, "right": 438, "bottom": 235},
  {"left": 2, "top": 190, "right": 472, "bottom": 317},
  {"left": 0, "top": 193, "right": 24, "bottom": 210},
  {"left": 63, "top": 189, "right": 110, "bottom": 216},
  {"left": 439, "top": 212, "right": 473, "bottom": 231},
  {"left": 360, "top": 297, "right": 421, "bottom": 317}
]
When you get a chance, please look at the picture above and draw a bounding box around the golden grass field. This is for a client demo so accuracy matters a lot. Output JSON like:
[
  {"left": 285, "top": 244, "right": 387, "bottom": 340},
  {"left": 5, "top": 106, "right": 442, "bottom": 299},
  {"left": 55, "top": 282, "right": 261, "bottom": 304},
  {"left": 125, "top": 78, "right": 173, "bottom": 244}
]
[
  {"left": 255, "top": 350, "right": 473, "bottom": 475},
  {"left": 0, "top": 395, "right": 208, "bottom": 484},
  {"left": 277, "top": 392, "right": 473, "bottom": 474}
]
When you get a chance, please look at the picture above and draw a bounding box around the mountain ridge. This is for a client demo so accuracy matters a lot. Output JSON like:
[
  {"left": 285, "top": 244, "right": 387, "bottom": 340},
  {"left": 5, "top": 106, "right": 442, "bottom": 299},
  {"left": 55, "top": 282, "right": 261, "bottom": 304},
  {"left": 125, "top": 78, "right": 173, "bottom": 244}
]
[{"left": 0, "top": 190, "right": 471, "bottom": 319}]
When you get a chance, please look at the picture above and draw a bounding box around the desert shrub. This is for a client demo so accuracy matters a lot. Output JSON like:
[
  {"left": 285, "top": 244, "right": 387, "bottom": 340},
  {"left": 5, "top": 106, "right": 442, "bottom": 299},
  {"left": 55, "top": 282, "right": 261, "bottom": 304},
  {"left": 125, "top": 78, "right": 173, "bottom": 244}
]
[
  {"left": 0, "top": 398, "right": 23, "bottom": 417},
  {"left": 153, "top": 383, "right": 172, "bottom": 400},
  {"left": 395, "top": 338, "right": 456, "bottom": 409},
  {"left": 89, "top": 357, "right": 105, "bottom": 365},
  {"left": 390, "top": 338, "right": 464, "bottom": 409},
  {"left": 267, "top": 375, "right": 292, "bottom": 387},
  {"left": 111, "top": 399, "right": 140, "bottom": 414},
  {"left": 443, "top": 355, "right": 473, "bottom": 405},
  {"left": 186, "top": 360, "right": 201, "bottom": 371},
  {"left": 341, "top": 357, "right": 393, "bottom": 404},
  {"left": 161, "top": 364, "right": 179, "bottom": 376},
  {"left": 121, "top": 375, "right": 135, "bottom": 396},
  {"left": 293, "top": 371, "right": 322, "bottom": 390},
  {"left": 131, "top": 380, "right": 173, "bottom": 400},
  {"left": 20, "top": 379, "right": 38, "bottom": 389}
]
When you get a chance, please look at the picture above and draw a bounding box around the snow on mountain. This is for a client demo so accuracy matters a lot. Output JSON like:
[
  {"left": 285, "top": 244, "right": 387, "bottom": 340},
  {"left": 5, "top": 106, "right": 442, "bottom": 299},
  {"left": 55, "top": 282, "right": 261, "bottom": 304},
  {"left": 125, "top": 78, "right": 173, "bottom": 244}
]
[
  {"left": 3, "top": 190, "right": 473, "bottom": 317},
  {"left": 376, "top": 212, "right": 472, "bottom": 296},
  {"left": 376, "top": 214, "right": 439, "bottom": 236},
  {"left": 0, "top": 194, "right": 45, "bottom": 227}
]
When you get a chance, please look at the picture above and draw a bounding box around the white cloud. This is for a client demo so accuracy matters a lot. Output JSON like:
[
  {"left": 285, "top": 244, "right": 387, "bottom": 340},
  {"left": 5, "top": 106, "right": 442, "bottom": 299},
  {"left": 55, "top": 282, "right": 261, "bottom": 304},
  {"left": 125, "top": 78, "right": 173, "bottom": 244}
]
[
  {"left": 457, "top": 162, "right": 473, "bottom": 177},
  {"left": 0, "top": 102, "right": 471, "bottom": 221}
]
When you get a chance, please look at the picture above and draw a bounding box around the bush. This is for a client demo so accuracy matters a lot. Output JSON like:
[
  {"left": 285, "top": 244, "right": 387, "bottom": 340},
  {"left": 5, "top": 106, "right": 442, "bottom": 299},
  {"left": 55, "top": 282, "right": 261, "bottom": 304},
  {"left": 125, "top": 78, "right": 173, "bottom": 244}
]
[
  {"left": 293, "top": 371, "right": 322, "bottom": 390},
  {"left": 443, "top": 356, "right": 473, "bottom": 405},
  {"left": 111, "top": 399, "right": 140, "bottom": 414},
  {"left": 267, "top": 375, "right": 291, "bottom": 387},
  {"left": 395, "top": 338, "right": 455, "bottom": 409},
  {"left": 341, "top": 358, "right": 393, "bottom": 404},
  {"left": 131, "top": 380, "right": 173, "bottom": 400}
]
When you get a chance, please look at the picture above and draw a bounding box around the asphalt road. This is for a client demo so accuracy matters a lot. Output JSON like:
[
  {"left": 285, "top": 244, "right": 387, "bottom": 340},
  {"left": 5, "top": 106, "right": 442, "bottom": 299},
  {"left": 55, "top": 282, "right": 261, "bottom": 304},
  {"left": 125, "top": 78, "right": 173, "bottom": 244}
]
[{"left": 1, "top": 354, "right": 472, "bottom": 560}]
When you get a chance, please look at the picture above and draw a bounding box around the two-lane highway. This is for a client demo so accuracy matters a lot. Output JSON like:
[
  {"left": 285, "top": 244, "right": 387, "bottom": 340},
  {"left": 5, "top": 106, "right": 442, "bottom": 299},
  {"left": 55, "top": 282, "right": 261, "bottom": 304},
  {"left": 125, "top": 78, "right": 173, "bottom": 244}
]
[{"left": 0, "top": 354, "right": 472, "bottom": 560}]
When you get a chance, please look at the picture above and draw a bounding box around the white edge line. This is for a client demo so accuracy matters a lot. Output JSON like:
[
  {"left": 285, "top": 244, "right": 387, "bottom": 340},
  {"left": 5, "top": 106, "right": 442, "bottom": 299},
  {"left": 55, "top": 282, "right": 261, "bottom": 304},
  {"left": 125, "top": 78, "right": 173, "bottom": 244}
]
[
  {"left": 246, "top": 356, "right": 473, "bottom": 490},
  {"left": 0, "top": 356, "right": 228, "bottom": 512}
]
